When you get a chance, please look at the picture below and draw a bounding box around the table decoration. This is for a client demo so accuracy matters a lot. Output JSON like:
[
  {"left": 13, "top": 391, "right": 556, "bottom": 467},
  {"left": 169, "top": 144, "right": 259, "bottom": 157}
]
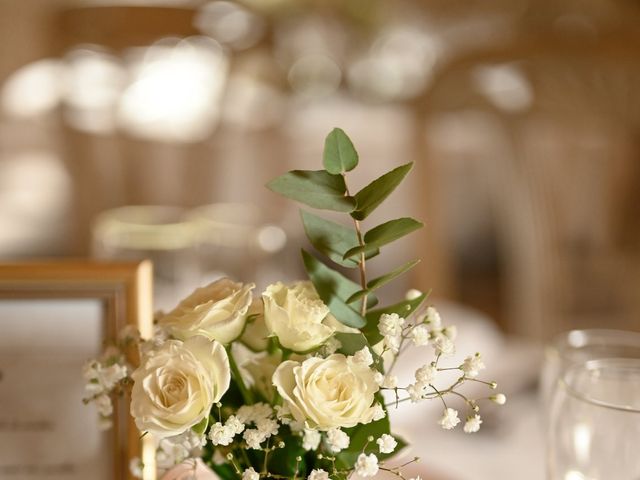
[{"left": 84, "top": 128, "right": 505, "bottom": 480}]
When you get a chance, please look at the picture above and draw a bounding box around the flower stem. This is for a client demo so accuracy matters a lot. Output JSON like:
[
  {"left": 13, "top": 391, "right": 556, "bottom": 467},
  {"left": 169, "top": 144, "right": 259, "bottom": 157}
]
[{"left": 226, "top": 345, "right": 254, "bottom": 405}]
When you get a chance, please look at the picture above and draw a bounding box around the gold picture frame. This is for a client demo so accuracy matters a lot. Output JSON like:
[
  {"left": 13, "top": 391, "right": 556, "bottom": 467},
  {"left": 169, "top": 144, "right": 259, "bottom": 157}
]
[{"left": 0, "top": 260, "right": 155, "bottom": 480}]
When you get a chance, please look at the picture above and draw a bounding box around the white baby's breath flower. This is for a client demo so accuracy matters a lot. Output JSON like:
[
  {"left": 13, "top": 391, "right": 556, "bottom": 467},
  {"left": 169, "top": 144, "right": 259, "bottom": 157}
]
[
  {"left": 208, "top": 422, "right": 235, "bottom": 446},
  {"left": 491, "top": 393, "right": 507, "bottom": 405},
  {"left": 226, "top": 415, "right": 245, "bottom": 435},
  {"left": 433, "top": 335, "right": 455, "bottom": 356},
  {"left": 410, "top": 476, "right": 423, "bottom": 480},
  {"left": 439, "top": 408, "right": 461, "bottom": 430},
  {"left": 461, "top": 353, "right": 485, "bottom": 378},
  {"left": 383, "top": 334, "right": 401, "bottom": 354},
  {"left": 376, "top": 434, "right": 397, "bottom": 454},
  {"left": 156, "top": 438, "right": 190, "bottom": 469},
  {"left": 463, "top": 414, "right": 483, "bottom": 433},
  {"left": 104, "top": 363, "right": 128, "bottom": 387},
  {"left": 129, "top": 457, "right": 143, "bottom": 478},
  {"left": 119, "top": 324, "right": 141, "bottom": 343},
  {"left": 378, "top": 313, "right": 405, "bottom": 337},
  {"left": 308, "top": 469, "right": 329, "bottom": 480},
  {"left": 302, "top": 429, "right": 321, "bottom": 451},
  {"left": 236, "top": 403, "right": 273, "bottom": 424},
  {"left": 243, "top": 429, "right": 267, "bottom": 449},
  {"left": 406, "top": 383, "right": 426, "bottom": 403},
  {"left": 371, "top": 403, "right": 386, "bottom": 421},
  {"left": 95, "top": 394, "right": 113, "bottom": 416},
  {"left": 326, "top": 428, "right": 350, "bottom": 453},
  {"left": 424, "top": 306, "right": 441, "bottom": 329},
  {"left": 352, "top": 346, "right": 374, "bottom": 366},
  {"left": 415, "top": 364, "right": 437, "bottom": 384},
  {"left": 256, "top": 418, "right": 279, "bottom": 438},
  {"left": 176, "top": 429, "right": 207, "bottom": 453},
  {"left": 242, "top": 467, "right": 260, "bottom": 480},
  {"left": 288, "top": 420, "right": 305, "bottom": 433},
  {"left": 83, "top": 361, "right": 128, "bottom": 393},
  {"left": 275, "top": 404, "right": 292, "bottom": 425},
  {"left": 410, "top": 324, "right": 430, "bottom": 346},
  {"left": 442, "top": 325, "right": 457, "bottom": 341},
  {"left": 375, "top": 374, "right": 397, "bottom": 389},
  {"left": 355, "top": 453, "right": 379, "bottom": 477}
]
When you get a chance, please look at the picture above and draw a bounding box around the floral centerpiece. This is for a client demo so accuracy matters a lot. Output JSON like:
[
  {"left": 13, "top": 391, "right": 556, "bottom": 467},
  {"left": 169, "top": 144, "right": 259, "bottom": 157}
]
[{"left": 83, "top": 128, "right": 505, "bottom": 480}]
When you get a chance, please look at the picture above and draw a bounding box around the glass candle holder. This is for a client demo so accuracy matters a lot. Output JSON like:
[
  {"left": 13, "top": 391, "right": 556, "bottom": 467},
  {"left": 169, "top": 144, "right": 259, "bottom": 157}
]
[{"left": 547, "top": 358, "right": 640, "bottom": 479}]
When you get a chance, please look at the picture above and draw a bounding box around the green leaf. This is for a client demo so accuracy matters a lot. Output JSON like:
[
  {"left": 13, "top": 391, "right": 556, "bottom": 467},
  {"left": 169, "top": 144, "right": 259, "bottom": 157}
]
[
  {"left": 300, "top": 210, "right": 379, "bottom": 268},
  {"left": 345, "top": 288, "right": 369, "bottom": 305},
  {"left": 345, "top": 260, "right": 419, "bottom": 304},
  {"left": 323, "top": 127, "right": 359, "bottom": 174},
  {"left": 362, "top": 292, "right": 428, "bottom": 345},
  {"left": 343, "top": 217, "right": 423, "bottom": 260},
  {"left": 334, "top": 332, "right": 368, "bottom": 355},
  {"left": 191, "top": 416, "right": 209, "bottom": 436},
  {"left": 267, "top": 170, "right": 355, "bottom": 212},
  {"left": 351, "top": 162, "right": 413, "bottom": 220},
  {"left": 268, "top": 428, "right": 307, "bottom": 477},
  {"left": 335, "top": 396, "right": 406, "bottom": 468},
  {"left": 367, "top": 259, "right": 420, "bottom": 291},
  {"left": 301, "top": 249, "right": 366, "bottom": 328}
]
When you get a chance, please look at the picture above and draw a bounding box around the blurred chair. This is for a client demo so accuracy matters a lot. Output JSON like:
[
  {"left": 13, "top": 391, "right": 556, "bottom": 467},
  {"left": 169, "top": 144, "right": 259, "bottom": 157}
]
[{"left": 415, "top": 31, "right": 640, "bottom": 339}]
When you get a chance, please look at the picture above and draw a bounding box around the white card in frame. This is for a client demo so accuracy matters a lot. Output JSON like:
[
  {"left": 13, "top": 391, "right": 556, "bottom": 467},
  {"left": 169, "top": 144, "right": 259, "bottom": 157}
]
[{"left": 0, "top": 261, "right": 155, "bottom": 480}]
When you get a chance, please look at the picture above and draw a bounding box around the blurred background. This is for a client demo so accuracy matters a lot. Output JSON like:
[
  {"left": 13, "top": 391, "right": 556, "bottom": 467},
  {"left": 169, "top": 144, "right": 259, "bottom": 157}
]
[
  {"left": 1, "top": 0, "right": 639, "bottom": 337},
  {"left": 1, "top": 0, "right": 639, "bottom": 478}
]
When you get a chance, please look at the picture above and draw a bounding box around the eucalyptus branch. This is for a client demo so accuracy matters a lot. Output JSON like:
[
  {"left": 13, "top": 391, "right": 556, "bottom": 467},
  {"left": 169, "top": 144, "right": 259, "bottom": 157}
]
[{"left": 343, "top": 178, "right": 368, "bottom": 316}]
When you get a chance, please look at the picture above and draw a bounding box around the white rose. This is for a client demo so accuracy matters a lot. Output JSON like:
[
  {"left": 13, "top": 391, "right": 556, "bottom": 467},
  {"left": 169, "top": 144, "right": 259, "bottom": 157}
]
[
  {"left": 160, "top": 278, "right": 255, "bottom": 344},
  {"left": 262, "top": 281, "right": 336, "bottom": 352},
  {"left": 131, "top": 336, "right": 230, "bottom": 438},
  {"left": 272, "top": 354, "right": 379, "bottom": 430}
]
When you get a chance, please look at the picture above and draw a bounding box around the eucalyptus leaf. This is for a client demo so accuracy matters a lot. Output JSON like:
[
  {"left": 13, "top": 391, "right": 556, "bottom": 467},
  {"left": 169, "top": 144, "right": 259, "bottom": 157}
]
[
  {"left": 345, "top": 288, "right": 369, "bottom": 305},
  {"left": 334, "top": 332, "right": 368, "bottom": 355},
  {"left": 323, "top": 127, "right": 359, "bottom": 174},
  {"left": 301, "top": 249, "right": 366, "bottom": 328},
  {"left": 351, "top": 162, "right": 413, "bottom": 220},
  {"left": 366, "top": 259, "right": 420, "bottom": 291},
  {"left": 267, "top": 170, "right": 355, "bottom": 212},
  {"left": 363, "top": 292, "right": 428, "bottom": 345},
  {"left": 345, "top": 260, "right": 419, "bottom": 304},
  {"left": 343, "top": 217, "right": 423, "bottom": 260},
  {"left": 300, "top": 210, "right": 378, "bottom": 268}
]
